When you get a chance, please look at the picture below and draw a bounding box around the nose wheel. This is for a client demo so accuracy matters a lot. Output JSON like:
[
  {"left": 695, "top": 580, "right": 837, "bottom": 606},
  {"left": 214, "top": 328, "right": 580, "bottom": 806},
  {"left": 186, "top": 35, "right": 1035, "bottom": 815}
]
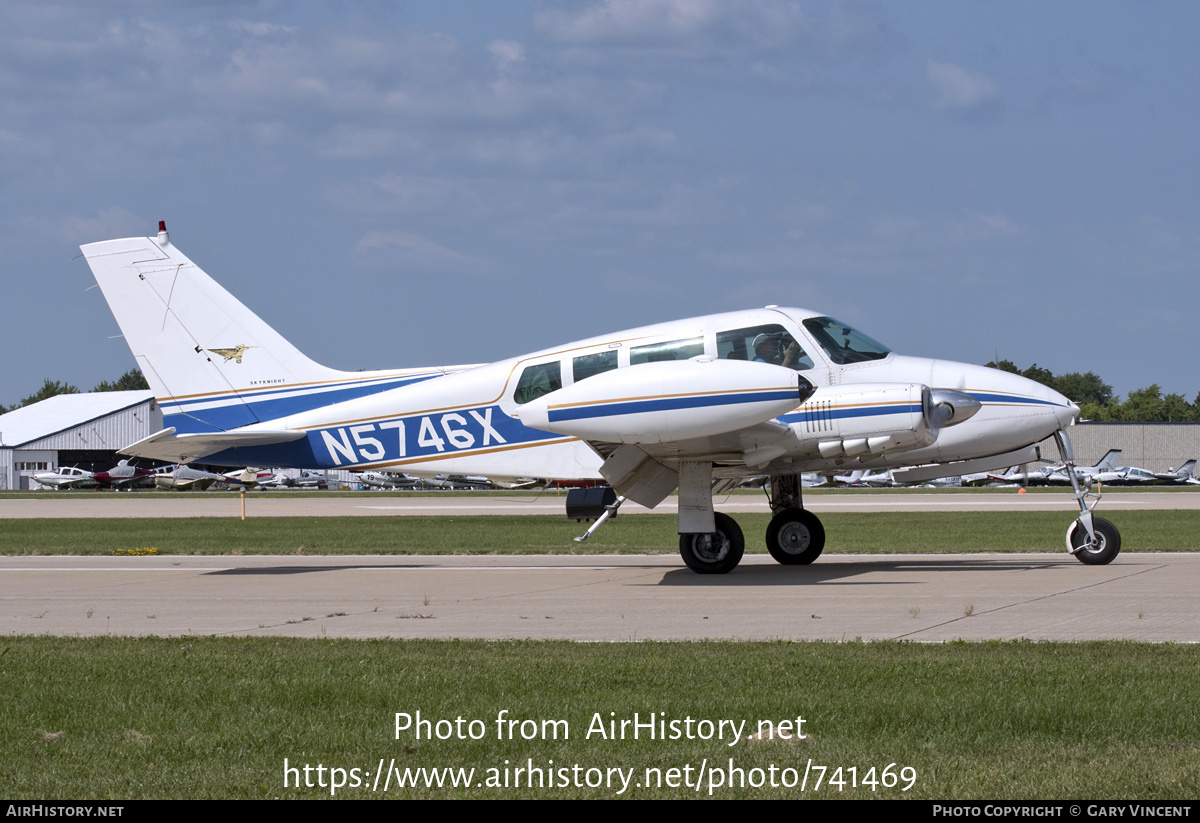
[
  {"left": 765, "top": 508, "right": 825, "bottom": 565},
  {"left": 1068, "top": 516, "right": 1121, "bottom": 565}
]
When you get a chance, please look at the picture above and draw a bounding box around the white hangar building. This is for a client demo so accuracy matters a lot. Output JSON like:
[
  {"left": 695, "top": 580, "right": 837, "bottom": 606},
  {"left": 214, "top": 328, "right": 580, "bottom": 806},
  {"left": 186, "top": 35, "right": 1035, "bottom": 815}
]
[{"left": 0, "top": 391, "right": 160, "bottom": 490}]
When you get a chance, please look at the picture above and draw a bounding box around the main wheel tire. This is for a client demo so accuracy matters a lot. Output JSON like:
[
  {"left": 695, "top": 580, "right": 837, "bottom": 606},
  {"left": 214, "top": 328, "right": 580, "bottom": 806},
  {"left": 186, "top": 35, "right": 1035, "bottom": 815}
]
[
  {"left": 765, "top": 508, "right": 825, "bottom": 565},
  {"left": 1069, "top": 517, "right": 1121, "bottom": 565},
  {"left": 679, "top": 512, "right": 745, "bottom": 574}
]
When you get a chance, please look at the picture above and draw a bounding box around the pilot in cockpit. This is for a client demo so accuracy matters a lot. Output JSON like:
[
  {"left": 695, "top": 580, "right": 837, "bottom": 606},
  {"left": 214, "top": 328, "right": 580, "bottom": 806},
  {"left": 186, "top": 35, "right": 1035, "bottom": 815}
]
[{"left": 752, "top": 332, "right": 803, "bottom": 369}]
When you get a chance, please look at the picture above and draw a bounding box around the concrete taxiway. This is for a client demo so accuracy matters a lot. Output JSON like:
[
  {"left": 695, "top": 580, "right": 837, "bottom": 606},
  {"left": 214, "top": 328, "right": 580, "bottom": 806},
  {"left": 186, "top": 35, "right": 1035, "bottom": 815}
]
[
  {"left": 3, "top": 553, "right": 1197, "bottom": 642},
  {"left": 4, "top": 491, "right": 1196, "bottom": 642},
  {"left": 1, "top": 491, "right": 1197, "bottom": 518}
]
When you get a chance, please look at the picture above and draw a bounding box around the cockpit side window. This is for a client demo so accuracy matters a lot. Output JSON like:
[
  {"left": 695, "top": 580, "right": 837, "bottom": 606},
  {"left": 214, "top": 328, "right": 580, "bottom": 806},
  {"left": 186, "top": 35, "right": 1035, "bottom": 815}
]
[
  {"left": 717, "top": 324, "right": 814, "bottom": 371},
  {"left": 513, "top": 361, "right": 562, "bottom": 404},
  {"left": 573, "top": 350, "right": 618, "bottom": 383},
  {"left": 801, "top": 316, "right": 890, "bottom": 365},
  {"left": 630, "top": 337, "right": 704, "bottom": 365}
]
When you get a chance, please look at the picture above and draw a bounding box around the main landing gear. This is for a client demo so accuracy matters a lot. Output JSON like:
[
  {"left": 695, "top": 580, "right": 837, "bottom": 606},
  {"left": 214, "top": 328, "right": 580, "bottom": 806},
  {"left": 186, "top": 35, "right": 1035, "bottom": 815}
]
[
  {"left": 1055, "top": 429, "right": 1121, "bottom": 565},
  {"left": 765, "top": 508, "right": 825, "bottom": 565},
  {"left": 763, "top": 473, "right": 825, "bottom": 565},
  {"left": 573, "top": 434, "right": 1117, "bottom": 574},
  {"left": 678, "top": 473, "right": 824, "bottom": 573},
  {"left": 679, "top": 512, "right": 745, "bottom": 574}
]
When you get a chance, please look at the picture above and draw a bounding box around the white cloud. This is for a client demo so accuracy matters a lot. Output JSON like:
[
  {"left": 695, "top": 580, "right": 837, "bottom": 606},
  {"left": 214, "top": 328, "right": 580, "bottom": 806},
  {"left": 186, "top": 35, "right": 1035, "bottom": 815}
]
[
  {"left": 225, "top": 20, "right": 298, "bottom": 38},
  {"left": 534, "top": 0, "right": 808, "bottom": 55},
  {"left": 320, "top": 126, "right": 422, "bottom": 160},
  {"left": 353, "top": 229, "right": 486, "bottom": 273},
  {"left": 966, "top": 211, "right": 1020, "bottom": 237},
  {"left": 926, "top": 60, "right": 998, "bottom": 108},
  {"left": 868, "top": 209, "right": 1021, "bottom": 249},
  {"left": 60, "top": 206, "right": 145, "bottom": 244},
  {"left": 489, "top": 39, "right": 525, "bottom": 70}
]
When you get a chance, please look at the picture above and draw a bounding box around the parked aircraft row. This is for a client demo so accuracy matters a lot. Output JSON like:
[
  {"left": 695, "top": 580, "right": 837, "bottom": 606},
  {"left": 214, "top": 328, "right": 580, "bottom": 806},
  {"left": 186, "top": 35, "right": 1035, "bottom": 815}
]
[
  {"left": 1093, "top": 459, "right": 1196, "bottom": 487},
  {"left": 32, "top": 462, "right": 514, "bottom": 492},
  {"left": 32, "top": 462, "right": 318, "bottom": 491},
  {"left": 354, "top": 471, "right": 512, "bottom": 490},
  {"left": 799, "top": 453, "right": 1197, "bottom": 489},
  {"left": 82, "top": 222, "right": 1142, "bottom": 571},
  {"left": 32, "top": 460, "right": 156, "bottom": 490}
]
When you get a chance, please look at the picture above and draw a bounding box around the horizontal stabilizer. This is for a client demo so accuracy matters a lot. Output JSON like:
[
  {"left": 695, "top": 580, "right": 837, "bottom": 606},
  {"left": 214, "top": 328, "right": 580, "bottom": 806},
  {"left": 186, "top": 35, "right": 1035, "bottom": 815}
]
[{"left": 118, "top": 427, "right": 307, "bottom": 464}]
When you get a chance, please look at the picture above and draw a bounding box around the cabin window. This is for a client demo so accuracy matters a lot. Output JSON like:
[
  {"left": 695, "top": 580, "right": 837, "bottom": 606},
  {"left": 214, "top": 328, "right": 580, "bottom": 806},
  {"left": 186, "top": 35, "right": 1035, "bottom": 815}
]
[
  {"left": 630, "top": 337, "right": 704, "bottom": 365},
  {"left": 513, "top": 361, "right": 563, "bottom": 404},
  {"left": 717, "top": 324, "right": 814, "bottom": 370},
  {"left": 573, "top": 350, "right": 618, "bottom": 383},
  {"left": 802, "top": 316, "right": 891, "bottom": 365}
]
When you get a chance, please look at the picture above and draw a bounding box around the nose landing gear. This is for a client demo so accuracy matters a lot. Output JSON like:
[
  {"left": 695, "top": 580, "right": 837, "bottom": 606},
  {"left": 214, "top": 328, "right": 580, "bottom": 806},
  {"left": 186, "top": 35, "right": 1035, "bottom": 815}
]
[{"left": 1055, "top": 430, "right": 1121, "bottom": 565}]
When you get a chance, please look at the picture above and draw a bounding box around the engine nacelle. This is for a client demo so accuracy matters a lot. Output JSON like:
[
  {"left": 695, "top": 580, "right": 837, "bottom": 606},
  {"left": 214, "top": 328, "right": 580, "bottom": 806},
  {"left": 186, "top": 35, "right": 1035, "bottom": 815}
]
[
  {"left": 515, "top": 358, "right": 813, "bottom": 444},
  {"left": 786, "top": 382, "right": 936, "bottom": 458}
]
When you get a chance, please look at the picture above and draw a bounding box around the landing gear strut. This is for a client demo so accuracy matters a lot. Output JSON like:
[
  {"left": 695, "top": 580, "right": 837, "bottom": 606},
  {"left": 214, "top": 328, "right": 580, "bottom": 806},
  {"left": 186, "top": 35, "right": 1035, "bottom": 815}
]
[
  {"left": 766, "top": 474, "right": 825, "bottom": 565},
  {"left": 1055, "top": 430, "right": 1121, "bottom": 565}
]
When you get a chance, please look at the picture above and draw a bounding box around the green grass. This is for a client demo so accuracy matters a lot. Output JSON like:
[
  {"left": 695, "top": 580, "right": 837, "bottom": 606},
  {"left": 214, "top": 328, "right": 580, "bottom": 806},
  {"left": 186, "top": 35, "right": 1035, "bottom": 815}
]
[
  {"left": 0, "top": 637, "right": 1196, "bottom": 799},
  {"left": 1, "top": 510, "right": 1196, "bottom": 555}
]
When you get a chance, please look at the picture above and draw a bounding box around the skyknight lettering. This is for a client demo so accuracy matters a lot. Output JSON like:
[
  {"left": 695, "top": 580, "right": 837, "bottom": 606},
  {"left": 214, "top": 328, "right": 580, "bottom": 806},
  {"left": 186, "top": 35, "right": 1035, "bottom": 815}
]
[{"left": 586, "top": 712, "right": 746, "bottom": 747}]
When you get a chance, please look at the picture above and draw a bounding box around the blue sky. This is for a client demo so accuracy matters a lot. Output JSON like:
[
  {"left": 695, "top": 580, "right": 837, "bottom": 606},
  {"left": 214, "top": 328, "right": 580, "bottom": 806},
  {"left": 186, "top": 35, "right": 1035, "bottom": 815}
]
[{"left": 2, "top": 1, "right": 1196, "bottom": 406}]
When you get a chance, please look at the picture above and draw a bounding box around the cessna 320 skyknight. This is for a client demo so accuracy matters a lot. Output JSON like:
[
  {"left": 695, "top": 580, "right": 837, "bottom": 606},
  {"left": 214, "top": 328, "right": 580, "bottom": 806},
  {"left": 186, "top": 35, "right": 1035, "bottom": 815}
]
[{"left": 81, "top": 223, "right": 1120, "bottom": 573}]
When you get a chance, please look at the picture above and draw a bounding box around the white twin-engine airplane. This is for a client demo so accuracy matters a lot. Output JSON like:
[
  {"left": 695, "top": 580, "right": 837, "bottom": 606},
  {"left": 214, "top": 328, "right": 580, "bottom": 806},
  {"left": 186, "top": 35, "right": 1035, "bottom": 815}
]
[{"left": 81, "top": 223, "right": 1121, "bottom": 573}]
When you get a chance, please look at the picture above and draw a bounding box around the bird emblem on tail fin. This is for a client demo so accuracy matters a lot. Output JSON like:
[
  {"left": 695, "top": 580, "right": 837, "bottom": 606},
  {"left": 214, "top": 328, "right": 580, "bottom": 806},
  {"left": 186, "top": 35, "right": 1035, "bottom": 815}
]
[{"left": 207, "top": 344, "right": 253, "bottom": 364}]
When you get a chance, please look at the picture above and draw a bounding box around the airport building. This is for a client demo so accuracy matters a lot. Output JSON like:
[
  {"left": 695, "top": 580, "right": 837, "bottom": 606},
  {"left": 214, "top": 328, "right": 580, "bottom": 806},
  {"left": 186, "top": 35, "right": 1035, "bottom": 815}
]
[
  {"left": 1065, "top": 422, "right": 1200, "bottom": 474},
  {"left": 0, "top": 391, "right": 160, "bottom": 490}
]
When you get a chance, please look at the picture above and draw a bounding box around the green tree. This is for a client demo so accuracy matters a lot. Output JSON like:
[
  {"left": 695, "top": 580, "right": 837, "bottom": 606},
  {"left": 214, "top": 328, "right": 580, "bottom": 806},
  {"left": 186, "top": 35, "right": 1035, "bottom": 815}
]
[
  {"left": 1053, "top": 371, "right": 1113, "bottom": 406},
  {"left": 984, "top": 360, "right": 1196, "bottom": 422},
  {"left": 1019, "top": 363, "right": 1056, "bottom": 388},
  {"left": 18, "top": 378, "right": 80, "bottom": 408},
  {"left": 985, "top": 359, "right": 1022, "bottom": 375},
  {"left": 1078, "top": 399, "right": 1120, "bottom": 422},
  {"left": 1119, "top": 385, "right": 1167, "bottom": 422},
  {"left": 1161, "top": 392, "right": 1197, "bottom": 422},
  {"left": 92, "top": 368, "right": 149, "bottom": 392}
]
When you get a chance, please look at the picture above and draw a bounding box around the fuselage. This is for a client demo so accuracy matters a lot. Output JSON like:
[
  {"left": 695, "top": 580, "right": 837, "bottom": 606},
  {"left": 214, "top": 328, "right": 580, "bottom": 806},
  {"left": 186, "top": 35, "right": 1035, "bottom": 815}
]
[
  {"left": 32, "top": 466, "right": 97, "bottom": 490},
  {"left": 194, "top": 306, "right": 1077, "bottom": 480}
]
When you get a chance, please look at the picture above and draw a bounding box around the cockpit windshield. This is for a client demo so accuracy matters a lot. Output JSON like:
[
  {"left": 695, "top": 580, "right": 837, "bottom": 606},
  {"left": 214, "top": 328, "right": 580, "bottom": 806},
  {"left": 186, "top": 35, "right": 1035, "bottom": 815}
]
[{"left": 801, "top": 316, "right": 891, "bottom": 365}]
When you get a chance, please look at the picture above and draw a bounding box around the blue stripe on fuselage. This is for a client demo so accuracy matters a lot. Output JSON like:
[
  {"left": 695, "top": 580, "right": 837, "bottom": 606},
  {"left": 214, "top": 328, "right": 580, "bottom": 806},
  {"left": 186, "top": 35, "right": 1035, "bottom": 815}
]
[
  {"left": 777, "top": 403, "right": 923, "bottom": 424},
  {"left": 965, "top": 392, "right": 1060, "bottom": 407},
  {"left": 162, "top": 372, "right": 447, "bottom": 434},
  {"left": 204, "top": 405, "right": 561, "bottom": 469},
  {"left": 548, "top": 389, "right": 798, "bottom": 422},
  {"left": 160, "top": 371, "right": 445, "bottom": 411}
]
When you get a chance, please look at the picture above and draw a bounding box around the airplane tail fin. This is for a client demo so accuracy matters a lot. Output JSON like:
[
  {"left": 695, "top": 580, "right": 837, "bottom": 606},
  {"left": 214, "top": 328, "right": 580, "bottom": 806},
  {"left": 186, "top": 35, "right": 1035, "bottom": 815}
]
[
  {"left": 1176, "top": 459, "right": 1196, "bottom": 479},
  {"left": 1093, "top": 449, "right": 1121, "bottom": 470},
  {"left": 82, "top": 223, "right": 348, "bottom": 433}
]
